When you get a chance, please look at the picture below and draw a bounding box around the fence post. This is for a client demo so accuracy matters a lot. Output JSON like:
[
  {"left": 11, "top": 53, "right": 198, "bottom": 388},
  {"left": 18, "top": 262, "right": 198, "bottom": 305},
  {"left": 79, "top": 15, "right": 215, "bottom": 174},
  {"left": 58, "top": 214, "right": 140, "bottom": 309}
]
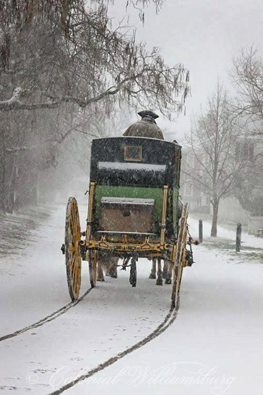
[
  {"left": 236, "top": 223, "right": 242, "bottom": 252},
  {"left": 199, "top": 219, "right": 203, "bottom": 243}
]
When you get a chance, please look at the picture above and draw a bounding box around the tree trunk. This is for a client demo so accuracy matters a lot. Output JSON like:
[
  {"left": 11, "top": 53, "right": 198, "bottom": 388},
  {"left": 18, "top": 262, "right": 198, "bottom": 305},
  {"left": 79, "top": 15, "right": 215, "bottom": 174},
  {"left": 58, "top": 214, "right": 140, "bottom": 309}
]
[
  {"left": 211, "top": 199, "right": 219, "bottom": 237},
  {"left": 0, "top": 148, "right": 4, "bottom": 212}
]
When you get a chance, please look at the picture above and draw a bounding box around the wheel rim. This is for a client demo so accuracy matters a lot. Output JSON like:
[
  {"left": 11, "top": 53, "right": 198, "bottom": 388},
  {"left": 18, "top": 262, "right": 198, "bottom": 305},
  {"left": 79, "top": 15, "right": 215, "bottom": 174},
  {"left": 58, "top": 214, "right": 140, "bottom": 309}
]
[
  {"left": 65, "top": 197, "right": 81, "bottom": 301},
  {"left": 171, "top": 204, "right": 188, "bottom": 307}
]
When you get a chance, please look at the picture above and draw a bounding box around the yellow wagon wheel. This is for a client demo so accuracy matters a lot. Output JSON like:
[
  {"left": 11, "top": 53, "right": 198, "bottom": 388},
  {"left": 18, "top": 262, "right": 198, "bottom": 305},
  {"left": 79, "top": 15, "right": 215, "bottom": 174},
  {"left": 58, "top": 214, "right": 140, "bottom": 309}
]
[
  {"left": 88, "top": 250, "right": 97, "bottom": 288},
  {"left": 65, "top": 197, "right": 82, "bottom": 301},
  {"left": 171, "top": 204, "right": 189, "bottom": 308}
]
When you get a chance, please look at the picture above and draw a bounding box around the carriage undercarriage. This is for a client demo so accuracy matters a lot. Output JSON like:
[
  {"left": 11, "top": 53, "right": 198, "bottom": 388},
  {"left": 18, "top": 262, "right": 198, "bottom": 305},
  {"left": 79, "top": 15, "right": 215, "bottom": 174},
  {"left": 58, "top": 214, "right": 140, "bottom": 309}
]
[{"left": 63, "top": 188, "right": 191, "bottom": 309}]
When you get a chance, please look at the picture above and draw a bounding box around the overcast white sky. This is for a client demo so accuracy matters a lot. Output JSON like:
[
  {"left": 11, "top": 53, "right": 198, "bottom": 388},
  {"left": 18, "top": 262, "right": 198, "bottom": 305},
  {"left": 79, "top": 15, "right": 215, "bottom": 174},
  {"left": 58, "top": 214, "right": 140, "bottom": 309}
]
[{"left": 109, "top": 0, "right": 263, "bottom": 140}]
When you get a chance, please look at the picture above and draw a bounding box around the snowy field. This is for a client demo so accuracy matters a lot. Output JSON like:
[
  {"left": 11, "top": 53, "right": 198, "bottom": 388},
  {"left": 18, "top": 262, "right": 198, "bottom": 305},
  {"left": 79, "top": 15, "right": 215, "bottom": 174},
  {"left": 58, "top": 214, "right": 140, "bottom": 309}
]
[{"left": 0, "top": 205, "right": 263, "bottom": 394}]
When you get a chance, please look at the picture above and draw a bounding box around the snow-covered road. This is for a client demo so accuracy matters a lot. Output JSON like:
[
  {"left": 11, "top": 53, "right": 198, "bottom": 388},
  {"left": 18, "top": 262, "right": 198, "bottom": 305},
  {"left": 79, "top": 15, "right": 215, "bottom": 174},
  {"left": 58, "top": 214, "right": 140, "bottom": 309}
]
[{"left": 1, "top": 206, "right": 263, "bottom": 395}]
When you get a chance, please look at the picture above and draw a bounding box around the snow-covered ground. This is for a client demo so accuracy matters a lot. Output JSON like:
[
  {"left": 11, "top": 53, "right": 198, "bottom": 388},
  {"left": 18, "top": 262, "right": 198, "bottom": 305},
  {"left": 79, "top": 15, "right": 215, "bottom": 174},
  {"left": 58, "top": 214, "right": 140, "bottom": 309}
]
[{"left": 0, "top": 206, "right": 263, "bottom": 394}]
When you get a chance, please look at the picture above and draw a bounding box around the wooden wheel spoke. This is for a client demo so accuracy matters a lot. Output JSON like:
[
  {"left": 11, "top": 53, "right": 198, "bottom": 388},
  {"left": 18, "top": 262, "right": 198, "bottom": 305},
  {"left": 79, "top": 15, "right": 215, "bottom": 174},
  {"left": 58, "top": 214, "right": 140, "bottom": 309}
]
[
  {"left": 72, "top": 261, "right": 78, "bottom": 291},
  {"left": 74, "top": 261, "right": 81, "bottom": 294},
  {"left": 68, "top": 242, "right": 75, "bottom": 255}
]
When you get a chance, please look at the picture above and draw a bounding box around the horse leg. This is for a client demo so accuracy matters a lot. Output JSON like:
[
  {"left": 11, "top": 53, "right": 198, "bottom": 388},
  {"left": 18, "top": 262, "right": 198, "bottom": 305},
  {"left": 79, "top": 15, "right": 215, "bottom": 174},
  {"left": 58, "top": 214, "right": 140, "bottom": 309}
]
[
  {"left": 97, "top": 261, "right": 105, "bottom": 281},
  {"left": 149, "top": 258, "right": 156, "bottom": 279},
  {"left": 162, "top": 260, "right": 168, "bottom": 279},
  {"left": 156, "top": 258, "right": 163, "bottom": 285},
  {"left": 165, "top": 260, "right": 172, "bottom": 284},
  {"left": 108, "top": 258, "right": 118, "bottom": 278}
]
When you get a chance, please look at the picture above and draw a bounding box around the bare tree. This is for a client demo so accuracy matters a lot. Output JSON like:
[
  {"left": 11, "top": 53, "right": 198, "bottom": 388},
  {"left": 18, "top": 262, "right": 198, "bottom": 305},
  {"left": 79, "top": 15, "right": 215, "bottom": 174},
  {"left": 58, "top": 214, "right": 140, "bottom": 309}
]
[
  {"left": 0, "top": 1, "right": 188, "bottom": 114},
  {"left": 232, "top": 48, "right": 263, "bottom": 125},
  {"left": 0, "top": 0, "right": 189, "bottom": 213},
  {"left": 184, "top": 84, "right": 241, "bottom": 237}
]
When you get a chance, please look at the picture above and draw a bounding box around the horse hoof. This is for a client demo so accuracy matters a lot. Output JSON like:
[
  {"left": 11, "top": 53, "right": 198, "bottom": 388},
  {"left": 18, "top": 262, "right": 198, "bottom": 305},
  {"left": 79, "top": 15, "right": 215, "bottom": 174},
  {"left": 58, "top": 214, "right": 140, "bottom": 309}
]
[
  {"left": 156, "top": 279, "right": 163, "bottom": 286},
  {"left": 97, "top": 278, "right": 105, "bottom": 282},
  {"left": 165, "top": 279, "right": 171, "bottom": 284},
  {"left": 149, "top": 274, "right": 156, "bottom": 279}
]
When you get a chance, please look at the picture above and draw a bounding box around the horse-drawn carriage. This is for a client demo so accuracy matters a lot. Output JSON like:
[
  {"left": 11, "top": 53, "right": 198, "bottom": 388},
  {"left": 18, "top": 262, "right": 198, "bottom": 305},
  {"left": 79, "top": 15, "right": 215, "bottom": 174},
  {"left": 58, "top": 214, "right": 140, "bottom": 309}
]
[{"left": 62, "top": 118, "right": 194, "bottom": 308}]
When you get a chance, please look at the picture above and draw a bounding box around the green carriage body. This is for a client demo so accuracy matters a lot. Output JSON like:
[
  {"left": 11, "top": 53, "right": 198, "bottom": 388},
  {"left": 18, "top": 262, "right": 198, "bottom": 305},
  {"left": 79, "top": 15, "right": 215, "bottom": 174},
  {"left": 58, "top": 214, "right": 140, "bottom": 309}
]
[{"left": 89, "top": 137, "right": 182, "bottom": 248}]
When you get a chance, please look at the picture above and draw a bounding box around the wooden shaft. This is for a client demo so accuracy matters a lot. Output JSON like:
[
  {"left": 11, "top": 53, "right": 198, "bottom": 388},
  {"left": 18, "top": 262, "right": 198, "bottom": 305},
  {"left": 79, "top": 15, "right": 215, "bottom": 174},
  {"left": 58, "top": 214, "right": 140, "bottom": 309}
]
[
  {"left": 160, "top": 185, "right": 168, "bottom": 245},
  {"left": 86, "top": 182, "right": 96, "bottom": 242}
]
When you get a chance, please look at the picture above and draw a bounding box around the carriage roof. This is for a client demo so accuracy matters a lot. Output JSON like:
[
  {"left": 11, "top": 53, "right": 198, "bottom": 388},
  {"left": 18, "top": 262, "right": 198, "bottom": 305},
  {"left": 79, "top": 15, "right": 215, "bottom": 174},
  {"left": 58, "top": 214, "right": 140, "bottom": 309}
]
[{"left": 90, "top": 137, "right": 181, "bottom": 188}]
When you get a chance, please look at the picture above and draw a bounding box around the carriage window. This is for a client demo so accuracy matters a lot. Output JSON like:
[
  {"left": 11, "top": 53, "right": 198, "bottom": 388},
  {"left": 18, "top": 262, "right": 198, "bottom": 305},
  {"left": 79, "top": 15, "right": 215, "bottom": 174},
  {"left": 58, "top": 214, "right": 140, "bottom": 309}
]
[{"left": 124, "top": 145, "right": 142, "bottom": 162}]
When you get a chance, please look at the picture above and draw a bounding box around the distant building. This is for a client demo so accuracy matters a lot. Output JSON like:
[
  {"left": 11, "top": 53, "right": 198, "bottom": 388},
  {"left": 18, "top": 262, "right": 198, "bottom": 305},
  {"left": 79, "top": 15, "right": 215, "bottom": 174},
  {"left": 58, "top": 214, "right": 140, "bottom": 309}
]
[{"left": 235, "top": 134, "right": 263, "bottom": 234}]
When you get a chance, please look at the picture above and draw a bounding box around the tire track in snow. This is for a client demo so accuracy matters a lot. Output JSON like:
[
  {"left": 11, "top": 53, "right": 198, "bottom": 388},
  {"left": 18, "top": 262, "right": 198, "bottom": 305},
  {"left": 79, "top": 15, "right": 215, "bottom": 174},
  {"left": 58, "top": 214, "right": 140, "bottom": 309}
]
[
  {"left": 50, "top": 299, "right": 179, "bottom": 394},
  {"left": 0, "top": 288, "right": 93, "bottom": 342}
]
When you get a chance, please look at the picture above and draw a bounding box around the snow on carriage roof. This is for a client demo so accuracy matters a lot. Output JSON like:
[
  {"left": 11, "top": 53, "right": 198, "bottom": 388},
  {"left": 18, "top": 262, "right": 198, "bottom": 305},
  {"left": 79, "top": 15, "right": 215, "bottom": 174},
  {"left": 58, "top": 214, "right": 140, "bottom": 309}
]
[
  {"left": 98, "top": 161, "right": 166, "bottom": 172},
  {"left": 92, "top": 136, "right": 182, "bottom": 147}
]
